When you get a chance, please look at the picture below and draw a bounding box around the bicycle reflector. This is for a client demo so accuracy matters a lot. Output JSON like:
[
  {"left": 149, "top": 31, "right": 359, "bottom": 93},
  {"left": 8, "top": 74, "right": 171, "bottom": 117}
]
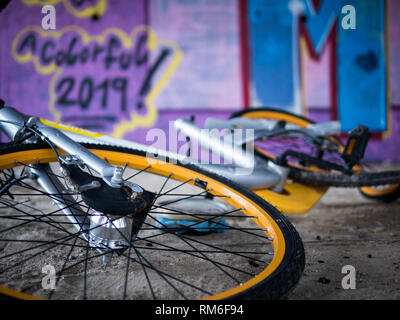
[{"left": 341, "top": 125, "right": 371, "bottom": 169}]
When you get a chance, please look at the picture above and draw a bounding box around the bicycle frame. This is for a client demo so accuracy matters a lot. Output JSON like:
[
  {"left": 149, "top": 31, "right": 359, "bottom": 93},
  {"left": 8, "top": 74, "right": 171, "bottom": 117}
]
[
  {"left": 174, "top": 117, "right": 331, "bottom": 214},
  {"left": 0, "top": 106, "right": 327, "bottom": 215},
  {"left": 0, "top": 106, "right": 126, "bottom": 188},
  {"left": 0, "top": 106, "right": 287, "bottom": 189},
  {"left": 0, "top": 106, "right": 154, "bottom": 263}
]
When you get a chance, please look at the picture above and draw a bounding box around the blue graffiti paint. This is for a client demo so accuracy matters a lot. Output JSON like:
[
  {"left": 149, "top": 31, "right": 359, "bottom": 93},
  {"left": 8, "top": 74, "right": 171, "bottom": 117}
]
[
  {"left": 302, "top": 0, "right": 345, "bottom": 54},
  {"left": 248, "top": 0, "right": 387, "bottom": 132},
  {"left": 248, "top": 0, "right": 301, "bottom": 112},
  {"left": 337, "top": 0, "right": 387, "bottom": 132}
]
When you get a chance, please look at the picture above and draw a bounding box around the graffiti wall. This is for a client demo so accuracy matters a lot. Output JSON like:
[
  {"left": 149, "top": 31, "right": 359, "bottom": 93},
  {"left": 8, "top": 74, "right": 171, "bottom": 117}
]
[
  {"left": 249, "top": 0, "right": 387, "bottom": 132},
  {"left": 0, "top": 0, "right": 182, "bottom": 139},
  {"left": 0, "top": 0, "right": 399, "bottom": 161}
]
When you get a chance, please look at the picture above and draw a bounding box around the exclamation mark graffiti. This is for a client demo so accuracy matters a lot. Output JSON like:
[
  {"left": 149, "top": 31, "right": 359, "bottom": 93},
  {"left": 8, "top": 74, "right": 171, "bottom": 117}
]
[{"left": 136, "top": 48, "right": 171, "bottom": 110}]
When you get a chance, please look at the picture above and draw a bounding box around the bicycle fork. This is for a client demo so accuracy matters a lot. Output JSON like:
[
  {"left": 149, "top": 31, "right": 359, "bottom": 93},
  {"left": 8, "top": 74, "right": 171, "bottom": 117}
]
[{"left": 0, "top": 106, "right": 152, "bottom": 265}]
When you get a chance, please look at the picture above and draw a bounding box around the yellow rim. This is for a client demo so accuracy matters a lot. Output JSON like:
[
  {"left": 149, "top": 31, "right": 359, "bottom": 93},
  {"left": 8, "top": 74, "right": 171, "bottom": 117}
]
[
  {"left": 0, "top": 286, "right": 45, "bottom": 300},
  {"left": 0, "top": 147, "right": 287, "bottom": 300},
  {"left": 360, "top": 184, "right": 400, "bottom": 196}
]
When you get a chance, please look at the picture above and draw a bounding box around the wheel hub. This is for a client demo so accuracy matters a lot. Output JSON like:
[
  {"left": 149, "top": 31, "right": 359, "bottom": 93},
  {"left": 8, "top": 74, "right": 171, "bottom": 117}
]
[{"left": 88, "top": 211, "right": 134, "bottom": 250}]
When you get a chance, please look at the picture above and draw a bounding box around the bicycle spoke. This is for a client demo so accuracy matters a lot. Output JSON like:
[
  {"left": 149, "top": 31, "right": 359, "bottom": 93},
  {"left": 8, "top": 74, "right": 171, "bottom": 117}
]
[
  {"left": 0, "top": 198, "right": 87, "bottom": 237},
  {"left": 48, "top": 207, "right": 91, "bottom": 300},
  {"left": 154, "top": 173, "right": 173, "bottom": 200},
  {"left": 130, "top": 244, "right": 156, "bottom": 300},
  {"left": 122, "top": 230, "right": 134, "bottom": 300},
  {"left": 144, "top": 216, "right": 265, "bottom": 269},
  {"left": 83, "top": 236, "right": 90, "bottom": 300},
  {"left": 158, "top": 178, "right": 193, "bottom": 196},
  {"left": 123, "top": 165, "right": 152, "bottom": 181}
]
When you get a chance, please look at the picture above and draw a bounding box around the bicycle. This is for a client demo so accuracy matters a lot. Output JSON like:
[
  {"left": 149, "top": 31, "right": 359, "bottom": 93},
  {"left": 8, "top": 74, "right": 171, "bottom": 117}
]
[
  {"left": 174, "top": 108, "right": 400, "bottom": 215},
  {"left": 0, "top": 99, "right": 304, "bottom": 300},
  {"left": 229, "top": 108, "right": 400, "bottom": 202}
]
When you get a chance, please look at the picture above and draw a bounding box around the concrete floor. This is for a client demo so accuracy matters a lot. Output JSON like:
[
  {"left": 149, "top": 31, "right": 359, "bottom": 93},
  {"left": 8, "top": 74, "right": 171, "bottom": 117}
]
[
  {"left": 1, "top": 166, "right": 399, "bottom": 300},
  {"left": 287, "top": 187, "right": 400, "bottom": 300}
]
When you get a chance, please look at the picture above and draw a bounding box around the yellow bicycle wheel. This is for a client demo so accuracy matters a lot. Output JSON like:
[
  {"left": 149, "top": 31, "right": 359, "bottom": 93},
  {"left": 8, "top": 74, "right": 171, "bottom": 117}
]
[{"left": 0, "top": 143, "right": 304, "bottom": 300}]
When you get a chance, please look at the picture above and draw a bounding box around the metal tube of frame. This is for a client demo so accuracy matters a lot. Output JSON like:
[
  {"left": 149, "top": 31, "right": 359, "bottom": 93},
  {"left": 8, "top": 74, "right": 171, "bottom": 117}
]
[
  {"left": 0, "top": 106, "right": 121, "bottom": 187},
  {"left": 174, "top": 118, "right": 254, "bottom": 168},
  {"left": 30, "top": 164, "right": 91, "bottom": 236},
  {"left": 0, "top": 106, "right": 29, "bottom": 140},
  {"left": 34, "top": 121, "right": 117, "bottom": 183}
]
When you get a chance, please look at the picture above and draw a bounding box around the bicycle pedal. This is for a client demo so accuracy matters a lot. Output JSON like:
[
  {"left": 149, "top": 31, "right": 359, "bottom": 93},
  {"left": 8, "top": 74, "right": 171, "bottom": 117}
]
[{"left": 341, "top": 124, "right": 371, "bottom": 169}]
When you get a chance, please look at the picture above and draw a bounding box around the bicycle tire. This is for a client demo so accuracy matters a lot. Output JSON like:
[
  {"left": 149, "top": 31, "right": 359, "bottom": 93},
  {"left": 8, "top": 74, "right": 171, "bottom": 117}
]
[
  {"left": 231, "top": 108, "right": 400, "bottom": 192},
  {"left": 0, "top": 142, "right": 304, "bottom": 300},
  {"left": 288, "top": 168, "right": 400, "bottom": 187}
]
